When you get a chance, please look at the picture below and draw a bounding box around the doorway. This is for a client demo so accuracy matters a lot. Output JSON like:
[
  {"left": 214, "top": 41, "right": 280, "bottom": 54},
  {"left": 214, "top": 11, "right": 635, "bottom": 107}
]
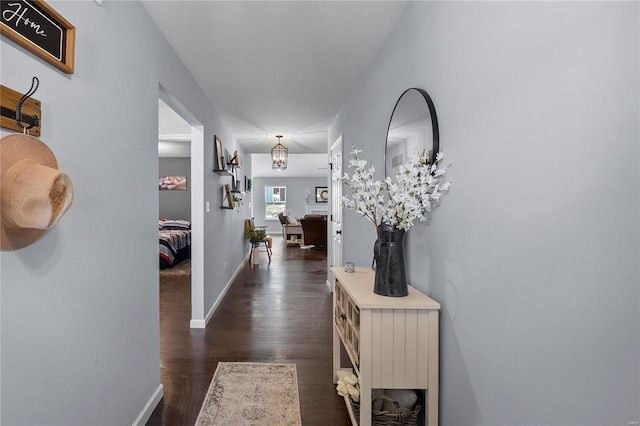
[
  {"left": 158, "top": 97, "right": 192, "bottom": 281},
  {"left": 157, "top": 87, "right": 205, "bottom": 327}
]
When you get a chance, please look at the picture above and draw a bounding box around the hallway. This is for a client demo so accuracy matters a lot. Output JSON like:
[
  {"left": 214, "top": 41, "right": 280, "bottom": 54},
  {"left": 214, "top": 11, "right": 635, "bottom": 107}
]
[{"left": 147, "top": 236, "right": 351, "bottom": 425}]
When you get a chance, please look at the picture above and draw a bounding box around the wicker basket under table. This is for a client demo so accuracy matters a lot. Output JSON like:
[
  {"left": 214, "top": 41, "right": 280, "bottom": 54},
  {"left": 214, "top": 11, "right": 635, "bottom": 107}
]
[{"left": 350, "top": 395, "right": 421, "bottom": 426}]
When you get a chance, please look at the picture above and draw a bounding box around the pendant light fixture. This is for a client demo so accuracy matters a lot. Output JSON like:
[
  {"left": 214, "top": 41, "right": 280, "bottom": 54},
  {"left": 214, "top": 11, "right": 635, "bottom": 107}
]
[{"left": 271, "top": 135, "right": 288, "bottom": 170}]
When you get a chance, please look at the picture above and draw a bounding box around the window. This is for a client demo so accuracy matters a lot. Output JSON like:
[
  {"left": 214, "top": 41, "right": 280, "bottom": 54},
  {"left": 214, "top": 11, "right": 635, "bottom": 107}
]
[{"left": 265, "top": 186, "right": 286, "bottom": 219}]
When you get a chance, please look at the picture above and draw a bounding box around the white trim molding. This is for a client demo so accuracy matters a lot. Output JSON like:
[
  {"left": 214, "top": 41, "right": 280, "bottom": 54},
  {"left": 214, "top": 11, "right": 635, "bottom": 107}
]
[
  {"left": 132, "top": 384, "right": 163, "bottom": 426},
  {"left": 190, "top": 249, "right": 251, "bottom": 328}
]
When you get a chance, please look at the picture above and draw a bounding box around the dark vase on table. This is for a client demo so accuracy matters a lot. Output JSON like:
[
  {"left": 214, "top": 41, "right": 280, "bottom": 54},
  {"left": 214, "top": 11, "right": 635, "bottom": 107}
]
[{"left": 373, "top": 223, "right": 408, "bottom": 297}]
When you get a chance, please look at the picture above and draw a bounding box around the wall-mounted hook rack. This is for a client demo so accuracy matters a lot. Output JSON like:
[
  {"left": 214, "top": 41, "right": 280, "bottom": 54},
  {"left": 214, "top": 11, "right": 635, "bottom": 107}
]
[{"left": 1, "top": 82, "right": 42, "bottom": 136}]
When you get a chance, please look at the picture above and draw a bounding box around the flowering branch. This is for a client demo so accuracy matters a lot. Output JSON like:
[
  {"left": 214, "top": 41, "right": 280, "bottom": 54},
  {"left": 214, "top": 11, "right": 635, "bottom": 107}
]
[
  {"left": 341, "top": 149, "right": 385, "bottom": 232},
  {"left": 342, "top": 148, "right": 451, "bottom": 231}
]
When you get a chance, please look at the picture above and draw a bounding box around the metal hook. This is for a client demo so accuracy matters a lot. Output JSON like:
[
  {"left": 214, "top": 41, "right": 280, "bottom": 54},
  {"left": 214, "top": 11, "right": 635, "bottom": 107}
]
[{"left": 16, "top": 77, "right": 40, "bottom": 131}]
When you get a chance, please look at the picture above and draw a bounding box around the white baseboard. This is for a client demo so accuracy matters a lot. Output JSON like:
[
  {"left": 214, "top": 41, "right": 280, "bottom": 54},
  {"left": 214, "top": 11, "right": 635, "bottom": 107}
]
[
  {"left": 132, "top": 384, "right": 163, "bottom": 426},
  {"left": 191, "top": 250, "right": 251, "bottom": 329},
  {"left": 190, "top": 318, "right": 206, "bottom": 328},
  {"left": 326, "top": 279, "right": 333, "bottom": 292}
]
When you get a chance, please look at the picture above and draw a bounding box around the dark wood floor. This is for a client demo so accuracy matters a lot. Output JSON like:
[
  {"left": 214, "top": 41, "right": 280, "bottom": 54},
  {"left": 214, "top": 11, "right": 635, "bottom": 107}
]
[{"left": 147, "top": 236, "right": 351, "bottom": 425}]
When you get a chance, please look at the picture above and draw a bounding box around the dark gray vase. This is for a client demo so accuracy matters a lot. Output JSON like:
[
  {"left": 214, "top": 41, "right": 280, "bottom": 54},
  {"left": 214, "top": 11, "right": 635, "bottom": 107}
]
[{"left": 373, "top": 223, "right": 408, "bottom": 297}]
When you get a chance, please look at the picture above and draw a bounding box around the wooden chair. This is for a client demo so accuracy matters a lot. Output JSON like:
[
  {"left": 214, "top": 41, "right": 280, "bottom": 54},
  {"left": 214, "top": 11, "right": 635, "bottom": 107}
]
[{"left": 244, "top": 219, "right": 272, "bottom": 262}]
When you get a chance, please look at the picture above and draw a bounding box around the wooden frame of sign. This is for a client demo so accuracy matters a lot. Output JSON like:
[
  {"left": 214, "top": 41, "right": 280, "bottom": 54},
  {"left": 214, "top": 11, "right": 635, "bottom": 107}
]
[{"left": 0, "top": 0, "right": 75, "bottom": 74}]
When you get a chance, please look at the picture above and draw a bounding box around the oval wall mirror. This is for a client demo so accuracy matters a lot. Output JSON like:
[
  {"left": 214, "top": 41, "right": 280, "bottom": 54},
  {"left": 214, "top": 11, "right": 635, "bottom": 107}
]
[{"left": 385, "top": 88, "right": 439, "bottom": 178}]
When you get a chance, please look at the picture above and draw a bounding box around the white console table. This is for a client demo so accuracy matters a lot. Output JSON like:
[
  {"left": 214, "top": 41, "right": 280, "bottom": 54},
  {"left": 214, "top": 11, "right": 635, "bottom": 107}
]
[{"left": 332, "top": 267, "right": 440, "bottom": 426}]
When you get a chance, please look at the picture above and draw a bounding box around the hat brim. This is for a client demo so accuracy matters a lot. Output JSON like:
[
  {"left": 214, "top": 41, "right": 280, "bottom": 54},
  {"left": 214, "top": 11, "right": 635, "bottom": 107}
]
[{"left": 1, "top": 134, "right": 58, "bottom": 250}]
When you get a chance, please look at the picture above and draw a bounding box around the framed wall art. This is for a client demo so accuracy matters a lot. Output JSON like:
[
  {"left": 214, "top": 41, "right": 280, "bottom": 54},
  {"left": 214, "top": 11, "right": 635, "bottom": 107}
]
[
  {"left": 315, "top": 187, "right": 328, "bottom": 203},
  {"left": 224, "top": 184, "right": 235, "bottom": 208},
  {"left": 0, "top": 0, "right": 75, "bottom": 74},
  {"left": 213, "top": 135, "right": 224, "bottom": 171},
  {"left": 159, "top": 176, "right": 187, "bottom": 190}
]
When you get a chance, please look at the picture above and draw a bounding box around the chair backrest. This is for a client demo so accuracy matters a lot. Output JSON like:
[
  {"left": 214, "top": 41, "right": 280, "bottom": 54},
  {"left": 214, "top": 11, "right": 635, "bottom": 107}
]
[
  {"left": 245, "top": 218, "right": 266, "bottom": 241},
  {"left": 244, "top": 219, "right": 256, "bottom": 239}
]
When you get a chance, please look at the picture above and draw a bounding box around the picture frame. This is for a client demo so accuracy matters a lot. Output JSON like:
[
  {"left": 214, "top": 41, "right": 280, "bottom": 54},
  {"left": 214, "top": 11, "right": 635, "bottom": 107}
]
[
  {"left": 230, "top": 150, "right": 240, "bottom": 167},
  {"left": 0, "top": 0, "right": 75, "bottom": 74},
  {"left": 214, "top": 135, "right": 224, "bottom": 171},
  {"left": 159, "top": 176, "right": 187, "bottom": 190},
  {"left": 315, "top": 187, "right": 328, "bottom": 203},
  {"left": 224, "top": 184, "right": 235, "bottom": 208}
]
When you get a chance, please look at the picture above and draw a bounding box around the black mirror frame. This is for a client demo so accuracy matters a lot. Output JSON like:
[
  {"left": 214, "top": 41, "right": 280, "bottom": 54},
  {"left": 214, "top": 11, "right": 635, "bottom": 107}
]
[{"left": 385, "top": 87, "right": 440, "bottom": 177}]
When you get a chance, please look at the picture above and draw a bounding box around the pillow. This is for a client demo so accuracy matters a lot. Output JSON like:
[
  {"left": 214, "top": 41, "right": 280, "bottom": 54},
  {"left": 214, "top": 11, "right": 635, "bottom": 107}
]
[
  {"left": 160, "top": 219, "right": 191, "bottom": 230},
  {"left": 286, "top": 216, "right": 299, "bottom": 226}
]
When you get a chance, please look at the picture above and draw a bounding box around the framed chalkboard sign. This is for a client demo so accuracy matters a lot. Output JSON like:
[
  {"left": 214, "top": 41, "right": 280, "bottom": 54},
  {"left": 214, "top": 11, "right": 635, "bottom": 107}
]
[{"left": 0, "top": 0, "right": 75, "bottom": 74}]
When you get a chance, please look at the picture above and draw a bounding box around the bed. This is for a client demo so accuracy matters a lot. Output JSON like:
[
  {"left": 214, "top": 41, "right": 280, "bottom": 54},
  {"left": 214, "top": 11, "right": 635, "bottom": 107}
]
[{"left": 159, "top": 219, "right": 191, "bottom": 269}]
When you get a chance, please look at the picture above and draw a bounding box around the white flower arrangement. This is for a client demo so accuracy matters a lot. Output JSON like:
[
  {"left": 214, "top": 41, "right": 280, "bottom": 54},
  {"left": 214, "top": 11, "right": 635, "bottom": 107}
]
[
  {"left": 342, "top": 148, "right": 451, "bottom": 232},
  {"left": 336, "top": 373, "right": 360, "bottom": 403}
]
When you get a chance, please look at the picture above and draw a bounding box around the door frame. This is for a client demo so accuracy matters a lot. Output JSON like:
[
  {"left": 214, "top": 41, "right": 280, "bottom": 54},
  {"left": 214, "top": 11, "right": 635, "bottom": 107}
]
[
  {"left": 328, "top": 135, "right": 343, "bottom": 292},
  {"left": 158, "top": 86, "right": 205, "bottom": 327}
]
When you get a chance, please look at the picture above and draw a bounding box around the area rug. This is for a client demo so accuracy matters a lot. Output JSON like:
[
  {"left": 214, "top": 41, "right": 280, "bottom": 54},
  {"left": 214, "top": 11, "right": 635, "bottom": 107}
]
[
  {"left": 195, "top": 362, "right": 302, "bottom": 426},
  {"left": 159, "top": 259, "right": 191, "bottom": 278}
]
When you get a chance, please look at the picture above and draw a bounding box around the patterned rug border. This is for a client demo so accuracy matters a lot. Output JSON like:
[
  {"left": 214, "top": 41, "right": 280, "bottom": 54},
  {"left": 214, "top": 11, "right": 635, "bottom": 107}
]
[{"left": 195, "top": 362, "right": 302, "bottom": 426}]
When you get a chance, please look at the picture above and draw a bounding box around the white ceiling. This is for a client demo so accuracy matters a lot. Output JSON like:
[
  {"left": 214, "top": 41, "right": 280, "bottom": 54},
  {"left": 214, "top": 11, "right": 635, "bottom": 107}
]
[
  {"left": 143, "top": 0, "right": 408, "bottom": 154},
  {"left": 251, "top": 153, "right": 328, "bottom": 178},
  {"left": 158, "top": 100, "right": 329, "bottom": 176}
]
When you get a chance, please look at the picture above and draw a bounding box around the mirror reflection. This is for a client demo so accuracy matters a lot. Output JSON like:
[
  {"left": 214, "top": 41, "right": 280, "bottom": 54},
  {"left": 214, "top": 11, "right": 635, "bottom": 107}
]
[{"left": 385, "top": 88, "right": 439, "bottom": 178}]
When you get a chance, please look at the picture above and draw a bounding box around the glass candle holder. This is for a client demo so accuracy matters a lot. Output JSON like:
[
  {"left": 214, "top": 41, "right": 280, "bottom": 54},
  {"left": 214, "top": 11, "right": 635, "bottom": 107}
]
[{"left": 344, "top": 262, "right": 355, "bottom": 273}]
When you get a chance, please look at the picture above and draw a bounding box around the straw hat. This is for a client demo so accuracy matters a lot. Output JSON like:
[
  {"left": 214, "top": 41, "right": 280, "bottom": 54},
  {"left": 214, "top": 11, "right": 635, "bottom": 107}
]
[{"left": 1, "top": 134, "right": 74, "bottom": 250}]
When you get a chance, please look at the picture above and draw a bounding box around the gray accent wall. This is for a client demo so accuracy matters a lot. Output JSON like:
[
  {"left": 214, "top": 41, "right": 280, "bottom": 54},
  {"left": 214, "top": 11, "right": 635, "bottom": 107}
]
[
  {"left": 252, "top": 177, "right": 329, "bottom": 232},
  {"left": 0, "top": 1, "right": 248, "bottom": 424},
  {"left": 159, "top": 157, "right": 191, "bottom": 219},
  {"left": 330, "top": 2, "right": 639, "bottom": 425}
]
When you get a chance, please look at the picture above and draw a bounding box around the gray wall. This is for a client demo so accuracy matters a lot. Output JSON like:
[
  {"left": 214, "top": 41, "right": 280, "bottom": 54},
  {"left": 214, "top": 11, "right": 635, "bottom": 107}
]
[
  {"left": 0, "top": 1, "right": 248, "bottom": 424},
  {"left": 159, "top": 157, "right": 191, "bottom": 219},
  {"left": 330, "top": 2, "right": 639, "bottom": 425},
  {"left": 252, "top": 177, "right": 329, "bottom": 232}
]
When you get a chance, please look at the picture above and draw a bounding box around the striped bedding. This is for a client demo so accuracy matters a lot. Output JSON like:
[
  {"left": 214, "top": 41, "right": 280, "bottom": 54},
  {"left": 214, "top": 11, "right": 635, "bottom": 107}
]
[{"left": 159, "top": 219, "right": 191, "bottom": 268}]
